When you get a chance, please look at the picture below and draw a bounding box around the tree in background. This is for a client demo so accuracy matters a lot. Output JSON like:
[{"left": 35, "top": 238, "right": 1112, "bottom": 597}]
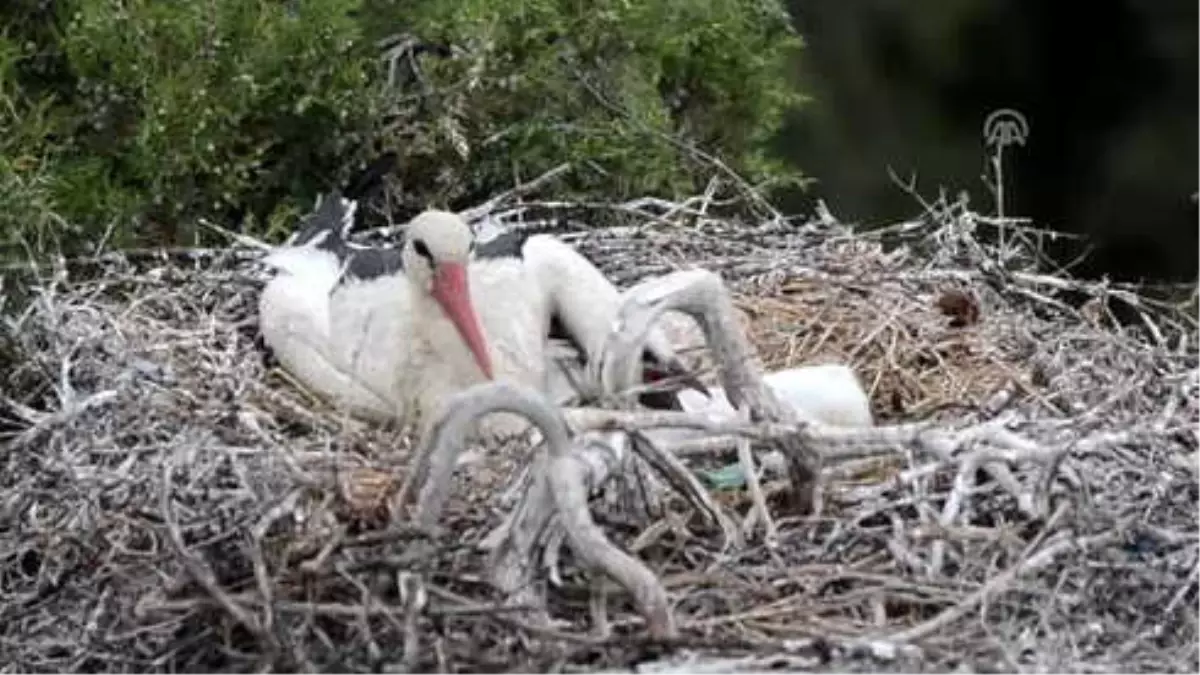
[{"left": 0, "top": 0, "right": 805, "bottom": 259}]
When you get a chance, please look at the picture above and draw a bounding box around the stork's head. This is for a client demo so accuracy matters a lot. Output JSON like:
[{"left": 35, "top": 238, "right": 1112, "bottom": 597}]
[{"left": 403, "top": 210, "right": 494, "bottom": 379}]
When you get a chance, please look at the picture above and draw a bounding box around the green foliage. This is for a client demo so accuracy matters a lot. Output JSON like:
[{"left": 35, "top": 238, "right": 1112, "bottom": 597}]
[
  {"left": 0, "top": 0, "right": 805, "bottom": 259},
  {"left": 363, "top": 0, "right": 806, "bottom": 209},
  {"left": 0, "top": 28, "right": 77, "bottom": 260}
]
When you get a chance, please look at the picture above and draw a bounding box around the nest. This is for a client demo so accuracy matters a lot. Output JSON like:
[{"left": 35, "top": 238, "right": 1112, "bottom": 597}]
[{"left": 1, "top": 186, "right": 1197, "bottom": 673}]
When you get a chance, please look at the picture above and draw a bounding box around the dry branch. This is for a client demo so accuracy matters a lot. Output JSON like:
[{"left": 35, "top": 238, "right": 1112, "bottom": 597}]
[
  {"left": 401, "top": 381, "right": 678, "bottom": 639},
  {"left": 0, "top": 178, "right": 1195, "bottom": 672}
]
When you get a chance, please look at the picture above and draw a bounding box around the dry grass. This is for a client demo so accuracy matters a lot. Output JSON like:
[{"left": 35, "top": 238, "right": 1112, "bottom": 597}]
[{"left": 1, "top": 191, "right": 1197, "bottom": 673}]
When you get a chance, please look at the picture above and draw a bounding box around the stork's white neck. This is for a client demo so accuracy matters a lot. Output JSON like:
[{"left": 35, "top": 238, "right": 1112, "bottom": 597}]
[{"left": 405, "top": 285, "right": 492, "bottom": 411}]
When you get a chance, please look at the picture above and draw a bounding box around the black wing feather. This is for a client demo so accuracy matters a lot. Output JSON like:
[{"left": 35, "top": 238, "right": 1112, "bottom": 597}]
[{"left": 285, "top": 153, "right": 406, "bottom": 282}]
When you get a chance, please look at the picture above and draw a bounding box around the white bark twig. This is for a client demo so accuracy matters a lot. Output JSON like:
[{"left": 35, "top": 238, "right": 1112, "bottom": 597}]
[
  {"left": 593, "top": 269, "right": 823, "bottom": 514},
  {"left": 402, "top": 382, "right": 678, "bottom": 639}
]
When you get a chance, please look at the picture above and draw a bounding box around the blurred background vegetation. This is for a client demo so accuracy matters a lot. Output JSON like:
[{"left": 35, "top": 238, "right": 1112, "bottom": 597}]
[
  {"left": 0, "top": 0, "right": 803, "bottom": 259},
  {"left": 776, "top": 0, "right": 1197, "bottom": 286},
  {"left": 0, "top": 0, "right": 1195, "bottom": 285}
]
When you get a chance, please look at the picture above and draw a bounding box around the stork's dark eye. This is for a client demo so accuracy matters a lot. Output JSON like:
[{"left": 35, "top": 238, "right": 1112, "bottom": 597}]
[{"left": 412, "top": 239, "right": 432, "bottom": 260}]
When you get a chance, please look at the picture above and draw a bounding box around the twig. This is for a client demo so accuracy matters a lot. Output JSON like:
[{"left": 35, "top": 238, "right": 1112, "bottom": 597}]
[
  {"left": 459, "top": 163, "right": 573, "bottom": 224},
  {"left": 159, "top": 459, "right": 277, "bottom": 659},
  {"left": 886, "top": 529, "right": 1126, "bottom": 643},
  {"left": 736, "top": 434, "right": 778, "bottom": 546}
]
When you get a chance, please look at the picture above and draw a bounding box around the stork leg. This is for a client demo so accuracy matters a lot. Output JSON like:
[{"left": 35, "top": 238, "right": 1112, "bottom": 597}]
[{"left": 591, "top": 268, "right": 823, "bottom": 516}]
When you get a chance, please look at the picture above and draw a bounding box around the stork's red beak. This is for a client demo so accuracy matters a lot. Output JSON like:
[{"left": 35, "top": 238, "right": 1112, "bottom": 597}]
[{"left": 429, "top": 262, "right": 494, "bottom": 379}]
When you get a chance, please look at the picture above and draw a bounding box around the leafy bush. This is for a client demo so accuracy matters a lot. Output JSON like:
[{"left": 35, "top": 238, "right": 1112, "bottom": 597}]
[
  {"left": 0, "top": 0, "right": 805, "bottom": 258},
  {"left": 362, "top": 0, "right": 807, "bottom": 212},
  {"left": 0, "top": 23, "right": 76, "bottom": 260},
  {"left": 3, "top": 0, "right": 381, "bottom": 251}
]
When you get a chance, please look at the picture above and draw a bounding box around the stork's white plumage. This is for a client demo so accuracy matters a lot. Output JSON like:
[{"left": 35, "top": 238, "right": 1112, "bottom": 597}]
[{"left": 258, "top": 183, "right": 700, "bottom": 436}]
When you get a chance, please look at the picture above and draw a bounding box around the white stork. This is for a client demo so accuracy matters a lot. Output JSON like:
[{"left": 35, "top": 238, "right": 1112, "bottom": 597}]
[{"left": 258, "top": 182, "right": 702, "bottom": 437}]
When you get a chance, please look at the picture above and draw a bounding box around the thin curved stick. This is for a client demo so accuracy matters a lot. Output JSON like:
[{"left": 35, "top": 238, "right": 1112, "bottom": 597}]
[
  {"left": 595, "top": 270, "right": 787, "bottom": 416},
  {"left": 594, "top": 269, "right": 823, "bottom": 514},
  {"left": 547, "top": 443, "right": 677, "bottom": 638},
  {"left": 404, "top": 381, "right": 677, "bottom": 638},
  {"left": 405, "top": 382, "right": 570, "bottom": 528}
]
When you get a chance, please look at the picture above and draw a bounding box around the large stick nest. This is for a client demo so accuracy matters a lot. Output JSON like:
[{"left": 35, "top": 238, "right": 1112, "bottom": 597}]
[{"left": 1, "top": 186, "right": 1197, "bottom": 673}]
